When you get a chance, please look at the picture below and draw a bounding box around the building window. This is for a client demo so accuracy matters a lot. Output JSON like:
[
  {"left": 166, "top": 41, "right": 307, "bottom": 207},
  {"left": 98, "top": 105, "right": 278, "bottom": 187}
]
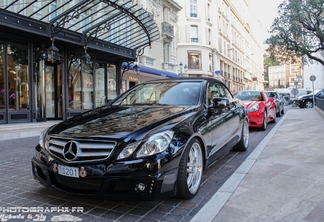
[
  {"left": 190, "top": 0, "right": 197, "bottom": 17},
  {"left": 207, "top": 28, "right": 211, "bottom": 45},
  {"left": 207, "top": 3, "right": 210, "bottom": 21},
  {"left": 209, "top": 53, "right": 214, "bottom": 72},
  {"left": 190, "top": 25, "right": 198, "bottom": 42},
  {"left": 188, "top": 52, "right": 201, "bottom": 70}
]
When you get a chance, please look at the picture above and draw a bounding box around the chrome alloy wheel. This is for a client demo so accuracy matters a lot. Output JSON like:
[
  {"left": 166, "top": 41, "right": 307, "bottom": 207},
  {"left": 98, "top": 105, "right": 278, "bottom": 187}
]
[
  {"left": 305, "top": 100, "right": 313, "bottom": 108},
  {"left": 186, "top": 142, "right": 203, "bottom": 195}
]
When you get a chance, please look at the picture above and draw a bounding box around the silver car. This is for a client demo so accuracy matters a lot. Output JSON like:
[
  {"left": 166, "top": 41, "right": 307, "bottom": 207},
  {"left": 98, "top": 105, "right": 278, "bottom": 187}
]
[{"left": 265, "top": 91, "right": 285, "bottom": 117}]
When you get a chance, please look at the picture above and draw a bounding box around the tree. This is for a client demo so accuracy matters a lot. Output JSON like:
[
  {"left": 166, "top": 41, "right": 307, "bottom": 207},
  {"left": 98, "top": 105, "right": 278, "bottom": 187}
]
[{"left": 266, "top": 0, "right": 324, "bottom": 66}]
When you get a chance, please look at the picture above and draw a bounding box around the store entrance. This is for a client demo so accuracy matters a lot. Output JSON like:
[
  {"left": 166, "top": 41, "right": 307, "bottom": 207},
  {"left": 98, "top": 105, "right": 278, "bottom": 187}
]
[
  {"left": 44, "top": 63, "right": 63, "bottom": 120},
  {"left": 36, "top": 61, "right": 63, "bottom": 121}
]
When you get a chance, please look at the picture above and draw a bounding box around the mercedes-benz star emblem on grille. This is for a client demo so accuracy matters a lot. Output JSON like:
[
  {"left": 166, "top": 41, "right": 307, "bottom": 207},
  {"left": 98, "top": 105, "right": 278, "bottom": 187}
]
[{"left": 63, "top": 141, "right": 79, "bottom": 161}]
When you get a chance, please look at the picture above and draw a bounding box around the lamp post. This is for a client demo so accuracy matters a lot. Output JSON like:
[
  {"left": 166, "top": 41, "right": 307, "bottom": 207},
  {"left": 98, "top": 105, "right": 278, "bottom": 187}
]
[{"left": 179, "top": 62, "right": 188, "bottom": 76}]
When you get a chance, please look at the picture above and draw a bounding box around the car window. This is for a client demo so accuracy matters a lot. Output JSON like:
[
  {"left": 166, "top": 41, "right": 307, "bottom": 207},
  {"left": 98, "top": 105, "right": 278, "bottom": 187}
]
[
  {"left": 265, "top": 92, "right": 278, "bottom": 99},
  {"left": 207, "top": 82, "right": 228, "bottom": 106},
  {"left": 113, "top": 82, "right": 202, "bottom": 106}
]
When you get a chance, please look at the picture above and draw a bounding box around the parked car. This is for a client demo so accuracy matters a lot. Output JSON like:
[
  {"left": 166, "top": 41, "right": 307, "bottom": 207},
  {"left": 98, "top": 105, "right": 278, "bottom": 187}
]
[
  {"left": 234, "top": 90, "right": 276, "bottom": 130},
  {"left": 265, "top": 91, "right": 285, "bottom": 117},
  {"left": 32, "top": 78, "right": 249, "bottom": 200},
  {"left": 294, "top": 89, "right": 324, "bottom": 108},
  {"left": 278, "top": 92, "right": 293, "bottom": 105}
]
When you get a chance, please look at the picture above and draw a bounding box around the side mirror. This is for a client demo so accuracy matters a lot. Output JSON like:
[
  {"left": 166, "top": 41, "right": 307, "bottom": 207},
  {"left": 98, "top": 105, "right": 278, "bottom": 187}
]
[{"left": 212, "top": 97, "right": 229, "bottom": 108}]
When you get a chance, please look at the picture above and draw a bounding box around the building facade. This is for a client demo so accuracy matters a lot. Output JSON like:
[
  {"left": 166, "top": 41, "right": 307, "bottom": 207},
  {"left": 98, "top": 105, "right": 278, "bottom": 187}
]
[
  {"left": 121, "top": 0, "right": 183, "bottom": 93},
  {"left": 303, "top": 53, "right": 324, "bottom": 90},
  {"left": 268, "top": 62, "right": 303, "bottom": 89},
  {"left": 175, "top": 0, "right": 265, "bottom": 94}
]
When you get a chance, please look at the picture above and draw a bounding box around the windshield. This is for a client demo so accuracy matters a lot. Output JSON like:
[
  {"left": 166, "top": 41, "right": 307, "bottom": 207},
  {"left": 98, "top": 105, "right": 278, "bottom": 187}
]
[
  {"left": 112, "top": 82, "right": 202, "bottom": 106},
  {"left": 234, "top": 91, "right": 262, "bottom": 101},
  {"left": 265, "top": 92, "right": 278, "bottom": 99},
  {"left": 307, "top": 90, "right": 319, "bottom": 95}
]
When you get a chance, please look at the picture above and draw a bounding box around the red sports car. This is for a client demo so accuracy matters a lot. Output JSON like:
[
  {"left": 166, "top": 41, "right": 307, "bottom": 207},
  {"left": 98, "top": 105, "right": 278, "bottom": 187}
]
[{"left": 234, "top": 90, "right": 276, "bottom": 130}]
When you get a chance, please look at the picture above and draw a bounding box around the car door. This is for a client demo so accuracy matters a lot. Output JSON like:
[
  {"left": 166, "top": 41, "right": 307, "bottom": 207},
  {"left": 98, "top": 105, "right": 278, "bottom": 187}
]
[{"left": 206, "top": 82, "right": 240, "bottom": 157}]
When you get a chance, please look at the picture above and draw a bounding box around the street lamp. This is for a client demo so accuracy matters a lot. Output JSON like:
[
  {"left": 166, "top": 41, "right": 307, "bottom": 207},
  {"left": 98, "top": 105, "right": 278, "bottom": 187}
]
[{"left": 179, "top": 62, "right": 188, "bottom": 75}]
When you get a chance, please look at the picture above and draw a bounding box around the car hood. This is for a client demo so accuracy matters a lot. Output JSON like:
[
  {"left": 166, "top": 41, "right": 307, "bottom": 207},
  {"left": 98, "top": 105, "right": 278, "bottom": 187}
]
[
  {"left": 48, "top": 105, "right": 197, "bottom": 140},
  {"left": 296, "top": 94, "right": 311, "bottom": 100},
  {"left": 242, "top": 100, "right": 257, "bottom": 108}
]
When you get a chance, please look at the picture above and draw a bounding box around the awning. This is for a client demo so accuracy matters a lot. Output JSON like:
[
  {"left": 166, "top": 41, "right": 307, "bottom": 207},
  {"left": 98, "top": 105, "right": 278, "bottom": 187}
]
[
  {"left": 123, "top": 63, "right": 184, "bottom": 79},
  {"left": 0, "top": 0, "right": 160, "bottom": 60}
]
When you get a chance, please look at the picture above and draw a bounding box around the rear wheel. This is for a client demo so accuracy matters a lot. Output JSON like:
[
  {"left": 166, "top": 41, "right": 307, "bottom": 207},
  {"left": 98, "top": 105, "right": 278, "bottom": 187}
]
[
  {"left": 176, "top": 138, "right": 203, "bottom": 199},
  {"left": 234, "top": 119, "right": 249, "bottom": 151}
]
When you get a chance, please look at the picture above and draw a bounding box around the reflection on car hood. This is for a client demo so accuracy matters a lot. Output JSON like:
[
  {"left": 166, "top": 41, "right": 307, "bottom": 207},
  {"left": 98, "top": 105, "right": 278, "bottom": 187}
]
[
  {"left": 49, "top": 105, "right": 196, "bottom": 139},
  {"left": 242, "top": 100, "right": 256, "bottom": 108}
]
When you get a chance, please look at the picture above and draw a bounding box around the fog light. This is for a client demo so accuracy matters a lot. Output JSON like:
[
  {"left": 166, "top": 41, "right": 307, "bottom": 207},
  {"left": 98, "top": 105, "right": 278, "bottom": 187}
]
[{"left": 135, "top": 183, "right": 146, "bottom": 192}]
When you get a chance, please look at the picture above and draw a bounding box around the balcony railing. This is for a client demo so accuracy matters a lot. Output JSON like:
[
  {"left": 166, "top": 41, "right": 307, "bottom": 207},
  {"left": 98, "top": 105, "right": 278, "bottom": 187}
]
[{"left": 162, "top": 22, "right": 174, "bottom": 38}]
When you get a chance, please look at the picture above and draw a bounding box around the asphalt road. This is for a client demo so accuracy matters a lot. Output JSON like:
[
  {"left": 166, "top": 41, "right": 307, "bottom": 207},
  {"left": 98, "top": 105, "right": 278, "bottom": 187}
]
[{"left": 0, "top": 105, "right": 295, "bottom": 222}]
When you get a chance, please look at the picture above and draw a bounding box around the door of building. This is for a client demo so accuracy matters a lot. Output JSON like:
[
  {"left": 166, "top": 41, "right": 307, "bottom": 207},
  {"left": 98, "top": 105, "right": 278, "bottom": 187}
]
[{"left": 36, "top": 61, "right": 63, "bottom": 121}]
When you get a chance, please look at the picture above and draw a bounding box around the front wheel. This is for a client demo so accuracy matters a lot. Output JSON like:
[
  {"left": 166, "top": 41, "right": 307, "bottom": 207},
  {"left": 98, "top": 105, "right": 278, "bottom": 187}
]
[
  {"left": 276, "top": 106, "right": 281, "bottom": 117},
  {"left": 261, "top": 111, "right": 267, "bottom": 131},
  {"left": 305, "top": 100, "right": 313, "bottom": 108},
  {"left": 176, "top": 138, "right": 203, "bottom": 199}
]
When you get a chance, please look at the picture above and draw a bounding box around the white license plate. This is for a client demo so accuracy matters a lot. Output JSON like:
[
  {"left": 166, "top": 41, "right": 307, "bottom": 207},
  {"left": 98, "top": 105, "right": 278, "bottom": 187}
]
[{"left": 58, "top": 165, "right": 79, "bottom": 178}]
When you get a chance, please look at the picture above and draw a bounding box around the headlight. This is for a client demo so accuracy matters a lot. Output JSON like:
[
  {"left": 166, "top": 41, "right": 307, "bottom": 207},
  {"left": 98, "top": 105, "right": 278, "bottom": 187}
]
[
  {"left": 117, "top": 141, "right": 141, "bottom": 160},
  {"left": 38, "top": 128, "right": 49, "bottom": 148},
  {"left": 248, "top": 103, "right": 259, "bottom": 112},
  {"left": 136, "top": 130, "right": 174, "bottom": 158}
]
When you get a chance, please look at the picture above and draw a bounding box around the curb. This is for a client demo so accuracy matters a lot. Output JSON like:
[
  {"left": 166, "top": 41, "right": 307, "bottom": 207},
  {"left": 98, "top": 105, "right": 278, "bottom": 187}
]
[{"left": 315, "top": 106, "right": 324, "bottom": 119}]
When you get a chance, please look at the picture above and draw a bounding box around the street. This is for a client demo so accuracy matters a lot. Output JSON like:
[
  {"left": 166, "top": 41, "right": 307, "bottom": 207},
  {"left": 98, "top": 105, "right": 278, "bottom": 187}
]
[{"left": 0, "top": 105, "right": 296, "bottom": 222}]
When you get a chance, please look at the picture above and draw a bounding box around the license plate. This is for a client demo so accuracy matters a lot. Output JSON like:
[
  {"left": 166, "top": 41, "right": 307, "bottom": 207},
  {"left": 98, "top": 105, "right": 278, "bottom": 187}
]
[{"left": 58, "top": 165, "right": 79, "bottom": 178}]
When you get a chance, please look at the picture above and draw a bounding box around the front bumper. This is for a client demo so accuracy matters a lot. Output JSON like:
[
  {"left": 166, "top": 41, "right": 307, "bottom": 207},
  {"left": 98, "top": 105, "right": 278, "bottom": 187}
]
[
  {"left": 294, "top": 99, "right": 303, "bottom": 107},
  {"left": 31, "top": 148, "right": 179, "bottom": 201},
  {"left": 247, "top": 111, "right": 264, "bottom": 128}
]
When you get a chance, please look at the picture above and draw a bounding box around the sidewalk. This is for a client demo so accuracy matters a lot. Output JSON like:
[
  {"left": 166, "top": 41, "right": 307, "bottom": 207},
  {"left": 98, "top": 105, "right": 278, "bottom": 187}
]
[
  {"left": 0, "top": 120, "right": 61, "bottom": 140},
  {"left": 192, "top": 107, "right": 324, "bottom": 222}
]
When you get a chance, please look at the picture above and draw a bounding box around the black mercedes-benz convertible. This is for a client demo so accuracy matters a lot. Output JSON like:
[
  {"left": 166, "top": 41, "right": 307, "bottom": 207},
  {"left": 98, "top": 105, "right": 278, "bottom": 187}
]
[{"left": 32, "top": 77, "right": 249, "bottom": 200}]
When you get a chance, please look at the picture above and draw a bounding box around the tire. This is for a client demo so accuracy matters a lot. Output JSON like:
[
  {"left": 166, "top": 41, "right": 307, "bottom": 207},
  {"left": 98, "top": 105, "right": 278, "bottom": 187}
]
[
  {"left": 281, "top": 106, "right": 285, "bottom": 115},
  {"left": 234, "top": 118, "right": 249, "bottom": 151},
  {"left": 261, "top": 111, "right": 267, "bottom": 131},
  {"left": 176, "top": 138, "right": 203, "bottom": 199},
  {"left": 272, "top": 111, "right": 276, "bottom": 123},
  {"left": 276, "top": 106, "right": 281, "bottom": 117},
  {"left": 305, "top": 100, "right": 313, "bottom": 108}
]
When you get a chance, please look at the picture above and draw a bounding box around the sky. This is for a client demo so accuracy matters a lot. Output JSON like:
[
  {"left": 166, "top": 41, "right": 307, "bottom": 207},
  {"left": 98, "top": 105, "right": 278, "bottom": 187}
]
[{"left": 249, "top": 0, "right": 284, "bottom": 41}]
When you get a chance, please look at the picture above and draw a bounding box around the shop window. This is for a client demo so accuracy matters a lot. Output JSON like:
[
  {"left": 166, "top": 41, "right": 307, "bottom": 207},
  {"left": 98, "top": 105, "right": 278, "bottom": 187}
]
[
  {"left": 82, "top": 63, "right": 93, "bottom": 109},
  {"left": 107, "top": 64, "right": 117, "bottom": 100},
  {"left": 7, "top": 45, "right": 29, "bottom": 110},
  {"left": 68, "top": 60, "right": 81, "bottom": 109}
]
